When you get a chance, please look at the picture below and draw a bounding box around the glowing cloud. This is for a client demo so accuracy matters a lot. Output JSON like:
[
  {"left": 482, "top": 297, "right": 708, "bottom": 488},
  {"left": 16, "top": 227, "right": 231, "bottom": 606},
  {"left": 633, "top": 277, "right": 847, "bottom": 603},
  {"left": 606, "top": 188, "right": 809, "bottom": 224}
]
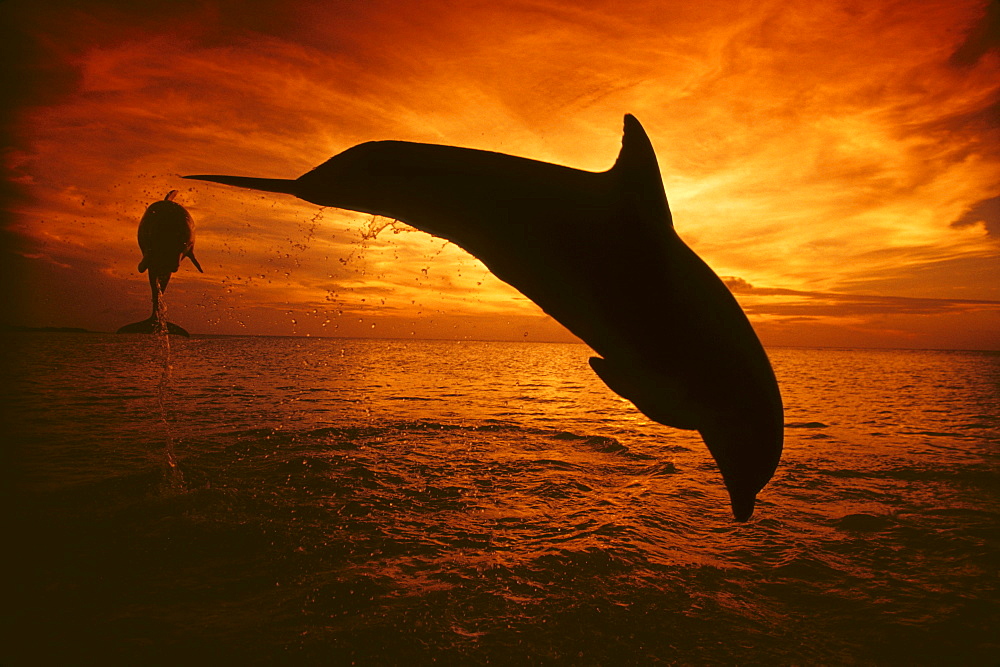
[{"left": 3, "top": 0, "right": 998, "bottom": 348}]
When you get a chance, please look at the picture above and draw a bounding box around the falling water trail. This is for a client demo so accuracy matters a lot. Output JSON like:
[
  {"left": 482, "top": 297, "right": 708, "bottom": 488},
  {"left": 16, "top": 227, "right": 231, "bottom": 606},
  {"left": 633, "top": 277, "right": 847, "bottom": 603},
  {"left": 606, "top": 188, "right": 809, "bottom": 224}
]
[{"left": 154, "top": 285, "right": 185, "bottom": 492}]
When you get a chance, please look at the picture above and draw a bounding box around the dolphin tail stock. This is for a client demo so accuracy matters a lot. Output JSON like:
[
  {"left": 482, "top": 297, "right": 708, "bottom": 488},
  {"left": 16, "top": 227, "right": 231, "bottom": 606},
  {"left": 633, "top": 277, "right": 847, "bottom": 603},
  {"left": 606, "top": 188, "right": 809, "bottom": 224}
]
[
  {"left": 182, "top": 174, "right": 300, "bottom": 196},
  {"left": 116, "top": 317, "right": 190, "bottom": 337}
]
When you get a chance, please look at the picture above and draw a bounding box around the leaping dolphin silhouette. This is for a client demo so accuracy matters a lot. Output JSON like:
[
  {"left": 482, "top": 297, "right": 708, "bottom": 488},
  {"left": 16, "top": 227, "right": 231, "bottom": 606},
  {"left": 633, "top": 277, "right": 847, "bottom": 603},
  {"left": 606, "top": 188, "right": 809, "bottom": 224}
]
[
  {"left": 185, "top": 115, "right": 783, "bottom": 520},
  {"left": 117, "top": 190, "right": 203, "bottom": 336}
]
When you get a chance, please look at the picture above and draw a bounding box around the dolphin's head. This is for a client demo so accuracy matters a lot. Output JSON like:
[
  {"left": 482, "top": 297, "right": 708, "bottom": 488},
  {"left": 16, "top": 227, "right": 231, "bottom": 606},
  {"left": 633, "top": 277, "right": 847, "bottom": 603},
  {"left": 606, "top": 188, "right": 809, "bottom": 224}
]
[
  {"left": 701, "top": 414, "right": 784, "bottom": 522},
  {"left": 589, "top": 353, "right": 783, "bottom": 522},
  {"left": 184, "top": 141, "right": 405, "bottom": 212}
]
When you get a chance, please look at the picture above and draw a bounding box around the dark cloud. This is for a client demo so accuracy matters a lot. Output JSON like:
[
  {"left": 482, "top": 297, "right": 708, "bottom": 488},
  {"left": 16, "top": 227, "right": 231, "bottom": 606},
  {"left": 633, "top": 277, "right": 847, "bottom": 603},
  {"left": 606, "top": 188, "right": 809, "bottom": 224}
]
[
  {"left": 721, "top": 276, "right": 754, "bottom": 292},
  {"left": 722, "top": 275, "right": 1000, "bottom": 318},
  {"left": 911, "top": 94, "right": 1000, "bottom": 164},
  {"left": 747, "top": 295, "right": 1000, "bottom": 318},
  {"left": 0, "top": 0, "right": 364, "bottom": 127},
  {"left": 949, "top": 0, "right": 1000, "bottom": 67},
  {"left": 951, "top": 195, "right": 1000, "bottom": 238},
  {"left": 832, "top": 253, "right": 1000, "bottom": 303}
]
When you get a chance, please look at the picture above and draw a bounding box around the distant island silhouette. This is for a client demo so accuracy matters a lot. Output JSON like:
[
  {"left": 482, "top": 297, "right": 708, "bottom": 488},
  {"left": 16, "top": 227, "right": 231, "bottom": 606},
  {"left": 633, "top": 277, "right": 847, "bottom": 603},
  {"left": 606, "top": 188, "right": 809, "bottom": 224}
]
[
  {"left": 186, "top": 115, "right": 784, "bottom": 521},
  {"left": 2, "top": 325, "right": 96, "bottom": 334}
]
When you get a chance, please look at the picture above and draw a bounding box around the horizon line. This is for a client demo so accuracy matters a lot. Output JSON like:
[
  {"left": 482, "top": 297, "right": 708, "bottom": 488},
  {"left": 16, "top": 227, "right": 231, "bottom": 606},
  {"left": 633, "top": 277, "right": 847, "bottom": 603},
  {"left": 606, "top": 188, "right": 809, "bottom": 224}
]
[{"left": 3, "top": 324, "right": 998, "bottom": 354}]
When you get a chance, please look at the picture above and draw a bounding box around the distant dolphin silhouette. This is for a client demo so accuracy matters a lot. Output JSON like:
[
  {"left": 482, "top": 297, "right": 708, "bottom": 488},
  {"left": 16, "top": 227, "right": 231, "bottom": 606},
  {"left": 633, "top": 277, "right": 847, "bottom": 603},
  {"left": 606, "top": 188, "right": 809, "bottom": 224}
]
[
  {"left": 117, "top": 190, "right": 203, "bottom": 336},
  {"left": 185, "top": 115, "right": 783, "bottom": 520}
]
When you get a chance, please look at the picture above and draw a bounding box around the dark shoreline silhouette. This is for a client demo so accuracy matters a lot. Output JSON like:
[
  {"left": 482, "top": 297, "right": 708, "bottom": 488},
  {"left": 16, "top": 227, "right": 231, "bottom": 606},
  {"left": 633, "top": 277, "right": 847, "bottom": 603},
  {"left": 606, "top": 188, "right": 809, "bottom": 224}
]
[
  {"left": 116, "top": 191, "right": 202, "bottom": 336},
  {"left": 186, "top": 115, "right": 783, "bottom": 520},
  {"left": 2, "top": 325, "right": 96, "bottom": 334}
]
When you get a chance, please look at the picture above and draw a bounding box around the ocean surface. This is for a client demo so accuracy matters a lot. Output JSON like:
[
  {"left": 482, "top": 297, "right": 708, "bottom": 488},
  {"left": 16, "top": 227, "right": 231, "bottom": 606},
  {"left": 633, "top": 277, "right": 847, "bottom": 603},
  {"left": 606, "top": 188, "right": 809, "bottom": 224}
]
[{"left": 3, "top": 332, "right": 998, "bottom": 665}]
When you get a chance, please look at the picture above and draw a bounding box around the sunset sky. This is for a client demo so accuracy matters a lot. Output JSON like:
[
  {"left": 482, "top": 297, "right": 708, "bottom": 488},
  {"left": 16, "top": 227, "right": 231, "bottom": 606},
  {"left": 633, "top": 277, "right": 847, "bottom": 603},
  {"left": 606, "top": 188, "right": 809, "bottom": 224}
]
[{"left": 3, "top": 0, "right": 998, "bottom": 349}]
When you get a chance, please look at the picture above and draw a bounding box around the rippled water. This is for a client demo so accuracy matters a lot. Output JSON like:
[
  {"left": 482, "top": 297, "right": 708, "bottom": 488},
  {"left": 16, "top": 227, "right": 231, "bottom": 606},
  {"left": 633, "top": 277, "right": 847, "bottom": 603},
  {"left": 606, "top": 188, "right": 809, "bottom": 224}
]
[{"left": 4, "top": 333, "right": 998, "bottom": 664}]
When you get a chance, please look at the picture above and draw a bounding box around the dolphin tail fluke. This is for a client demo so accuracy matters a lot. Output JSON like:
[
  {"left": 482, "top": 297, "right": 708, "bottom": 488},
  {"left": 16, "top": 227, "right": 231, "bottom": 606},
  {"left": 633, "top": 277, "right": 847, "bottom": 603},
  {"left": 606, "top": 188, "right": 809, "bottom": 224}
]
[
  {"left": 166, "top": 321, "right": 190, "bottom": 336},
  {"left": 183, "top": 174, "right": 299, "bottom": 196},
  {"left": 116, "top": 317, "right": 191, "bottom": 337}
]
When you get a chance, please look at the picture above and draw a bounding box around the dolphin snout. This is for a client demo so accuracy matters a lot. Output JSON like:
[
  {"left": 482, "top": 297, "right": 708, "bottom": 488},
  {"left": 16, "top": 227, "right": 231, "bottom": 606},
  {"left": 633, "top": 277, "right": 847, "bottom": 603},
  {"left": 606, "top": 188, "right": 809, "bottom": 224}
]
[{"left": 728, "top": 491, "right": 756, "bottom": 522}]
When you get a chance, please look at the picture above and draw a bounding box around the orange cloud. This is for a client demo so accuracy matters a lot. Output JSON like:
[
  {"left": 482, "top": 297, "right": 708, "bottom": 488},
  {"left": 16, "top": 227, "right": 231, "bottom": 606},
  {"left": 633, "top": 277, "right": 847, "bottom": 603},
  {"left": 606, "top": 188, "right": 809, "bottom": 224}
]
[{"left": 3, "top": 0, "right": 998, "bottom": 349}]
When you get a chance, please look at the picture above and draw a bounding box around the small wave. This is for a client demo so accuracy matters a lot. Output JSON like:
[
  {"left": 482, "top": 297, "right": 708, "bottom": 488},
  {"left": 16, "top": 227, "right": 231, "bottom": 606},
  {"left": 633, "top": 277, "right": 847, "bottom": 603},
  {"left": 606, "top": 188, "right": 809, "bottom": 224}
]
[
  {"left": 814, "top": 468, "right": 869, "bottom": 479},
  {"left": 549, "top": 431, "right": 652, "bottom": 459},
  {"left": 785, "top": 422, "right": 829, "bottom": 429},
  {"left": 582, "top": 435, "right": 628, "bottom": 454},
  {"left": 529, "top": 548, "right": 631, "bottom": 578},
  {"left": 469, "top": 420, "right": 520, "bottom": 432},
  {"left": 770, "top": 553, "right": 841, "bottom": 581},
  {"left": 834, "top": 513, "right": 895, "bottom": 532},
  {"left": 526, "top": 458, "right": 586, "bottom": 472},
  {"left": 922, "top": 507, "right": 999, "bottom": 519},
  {"left": 884, "top": 467, "right": 960, "bottom": 482},
  {"left": 530, "top": 480, "right": 593, "bottom": 498},
  {"left": 641, "top": 461, "right": 678, "bottom": 477},
  {"left": 380, "top": 420, "right": 463, "bottom": 432}
]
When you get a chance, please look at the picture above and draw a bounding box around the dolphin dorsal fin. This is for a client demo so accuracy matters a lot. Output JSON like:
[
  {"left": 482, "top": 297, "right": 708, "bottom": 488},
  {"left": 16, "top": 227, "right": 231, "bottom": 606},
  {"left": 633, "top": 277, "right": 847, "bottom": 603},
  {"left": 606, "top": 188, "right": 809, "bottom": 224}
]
[{"left": 613, "top": 114, "right": 673, "bottom": 228}]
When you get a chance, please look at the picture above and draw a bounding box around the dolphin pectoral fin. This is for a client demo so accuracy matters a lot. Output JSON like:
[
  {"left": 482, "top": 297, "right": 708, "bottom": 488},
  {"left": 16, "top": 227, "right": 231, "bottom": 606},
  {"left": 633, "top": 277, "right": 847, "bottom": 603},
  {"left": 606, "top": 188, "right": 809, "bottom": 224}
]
[
  {"left": 187, "top": 250, "right": 204, "bottom": 273},
  {"left": 138, "top": 259, "right": 148, "bottom": 273},
  {"left": 588, "top": 356, "right": 700, "bottom": 431}
]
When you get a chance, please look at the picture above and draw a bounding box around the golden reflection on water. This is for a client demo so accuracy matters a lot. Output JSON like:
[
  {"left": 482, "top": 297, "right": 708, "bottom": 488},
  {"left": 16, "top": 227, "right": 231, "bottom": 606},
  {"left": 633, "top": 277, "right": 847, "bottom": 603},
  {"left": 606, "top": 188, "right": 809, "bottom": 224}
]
[{"left": 4, "top": 334, "right": 998, "bottom": 664}]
